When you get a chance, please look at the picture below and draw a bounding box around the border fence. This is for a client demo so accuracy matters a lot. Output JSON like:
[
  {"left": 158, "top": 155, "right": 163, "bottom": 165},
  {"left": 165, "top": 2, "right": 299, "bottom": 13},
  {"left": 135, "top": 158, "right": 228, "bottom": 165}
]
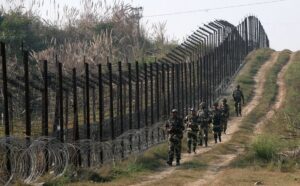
[{"left": 0, "top": 16, "right": 268, "bottom": 184}]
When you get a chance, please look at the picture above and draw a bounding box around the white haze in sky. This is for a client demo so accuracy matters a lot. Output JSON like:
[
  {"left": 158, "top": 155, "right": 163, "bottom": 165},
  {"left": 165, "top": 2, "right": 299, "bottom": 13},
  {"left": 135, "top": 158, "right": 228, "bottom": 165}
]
[{"left": 1, "top": 0, "right": 299, "bottom": 51}]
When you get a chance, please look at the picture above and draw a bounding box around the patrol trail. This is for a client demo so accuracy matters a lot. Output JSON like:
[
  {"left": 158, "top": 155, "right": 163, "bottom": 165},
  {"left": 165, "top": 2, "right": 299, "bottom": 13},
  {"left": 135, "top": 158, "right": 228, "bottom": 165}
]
[{"left": 131, "top": 51, "right": 292, "bottom": 186}]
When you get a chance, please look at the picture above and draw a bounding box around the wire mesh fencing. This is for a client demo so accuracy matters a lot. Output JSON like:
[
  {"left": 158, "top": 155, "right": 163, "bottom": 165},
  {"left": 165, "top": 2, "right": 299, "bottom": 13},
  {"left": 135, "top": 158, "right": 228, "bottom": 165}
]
[{"left": 0, "top": 15, "right": 269, "bottom": 184}]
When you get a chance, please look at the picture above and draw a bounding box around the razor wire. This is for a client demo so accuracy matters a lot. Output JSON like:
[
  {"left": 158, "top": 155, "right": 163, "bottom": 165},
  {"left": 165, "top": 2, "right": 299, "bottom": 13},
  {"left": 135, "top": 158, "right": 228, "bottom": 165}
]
[{"left": 0, "top": 121, "right": 166, "bottom": 185}]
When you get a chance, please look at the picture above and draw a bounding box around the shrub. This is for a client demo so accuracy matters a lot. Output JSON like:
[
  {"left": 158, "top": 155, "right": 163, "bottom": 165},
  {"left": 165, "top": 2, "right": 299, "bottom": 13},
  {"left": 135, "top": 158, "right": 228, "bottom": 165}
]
[{"left": 251, "top": 134, "right": 282, "bottom": 161}]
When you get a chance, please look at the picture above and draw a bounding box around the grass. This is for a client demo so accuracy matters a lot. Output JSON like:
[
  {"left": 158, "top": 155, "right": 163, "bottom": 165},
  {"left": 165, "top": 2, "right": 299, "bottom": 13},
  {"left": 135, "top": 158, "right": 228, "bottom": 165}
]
[
  {"left": 235, "top": 49, "right": 274, "bottom": 101},
  {"left": 146, "top": 49, "right": 294, "bottom": 185},
  {"left": 251, "top": 134, "right": 282, "bottom": 161},
  {"left": 227, "top": 49, "right": 274, "bottom": 117},
  {"left": 209, "top": 50, "right": 300, "bottom": 186},
  {"left": 231, "top": 50, "right": 291, "bottom": 166},
  {"left": 41, "top": 48, "right": 276, "bottom": 186},
  {"left": 41, "top": 143, "right": 170, "bottom": 185}
]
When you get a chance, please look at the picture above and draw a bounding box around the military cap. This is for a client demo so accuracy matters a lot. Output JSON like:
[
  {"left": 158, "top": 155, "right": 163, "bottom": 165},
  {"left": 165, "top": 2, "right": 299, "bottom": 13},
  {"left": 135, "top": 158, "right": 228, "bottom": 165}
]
[
  {"left": 171, "top": 109, "right": 178, "bottom": 113},
  {"left": 213, "top": 102, "right": 219, "bottom": 107}
]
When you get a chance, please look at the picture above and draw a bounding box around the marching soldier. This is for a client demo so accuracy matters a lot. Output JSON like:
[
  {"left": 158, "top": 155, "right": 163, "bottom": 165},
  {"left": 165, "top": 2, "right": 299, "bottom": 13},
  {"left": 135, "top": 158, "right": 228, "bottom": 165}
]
[
  {"left": 184, "top": 108, "right": 200, "bottom": 154},
  {"left": 197, "top": 102, "right": 211, "bottom": 147},
  {"left": 220, "top": 98, "right": 230, "bottom": 134},
  {"left": 232, "top": 85, "right": 244, "bottom": 116},
  {"left": 165, "top": 109, "right": 185, "bottom": 166},
  {"left": 211, "top": 102, "right": 222, "bottom": 143}
]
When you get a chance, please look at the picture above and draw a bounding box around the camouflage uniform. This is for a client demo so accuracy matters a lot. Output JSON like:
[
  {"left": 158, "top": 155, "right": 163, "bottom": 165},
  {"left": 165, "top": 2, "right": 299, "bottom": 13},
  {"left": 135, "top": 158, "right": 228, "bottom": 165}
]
[
  {"left": 184, "top": 112, "right": 200, "bottom": 153},
  {"left": 232, "top": 85, "right": 244, "bottom": 116},
  {"left": 220, "top": 100, "right": 230, "bottom": 134},
  {"left": 211, "top": 103, "right": 222, "bottom": 143},
  {"left": 197, "top": 107, "right": 211, "bottom": 147},
  {"left": 166, "top": 112, "right": 184, "bottom": 166}
]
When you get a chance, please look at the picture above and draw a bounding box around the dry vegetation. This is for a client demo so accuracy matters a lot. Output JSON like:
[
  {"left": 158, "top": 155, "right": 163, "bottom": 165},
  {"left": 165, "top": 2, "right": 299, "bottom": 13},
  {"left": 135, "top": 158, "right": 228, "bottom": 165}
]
[{"left": 1, "top": 0, "right": 178, "bottom": 67}]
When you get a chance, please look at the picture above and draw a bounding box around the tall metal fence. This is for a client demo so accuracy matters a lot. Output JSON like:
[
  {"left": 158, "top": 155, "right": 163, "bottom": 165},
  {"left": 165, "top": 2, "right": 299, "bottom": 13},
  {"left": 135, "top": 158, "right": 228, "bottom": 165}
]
[{"left": 0, "top": 16, "right": 268, "bottom": 184}]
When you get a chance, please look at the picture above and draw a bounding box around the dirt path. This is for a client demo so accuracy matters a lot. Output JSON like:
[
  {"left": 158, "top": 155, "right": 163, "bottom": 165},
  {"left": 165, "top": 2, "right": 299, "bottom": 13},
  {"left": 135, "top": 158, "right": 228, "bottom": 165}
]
[
  {"left": 186, "top": 52, "right": 280, "bottom": 186},
  {"left": 193, "top": 51, "right": 294, "bottom": 186},
  {"left": 131, "top": 52, "right": 279, "bottom": 186},
  {"left": 255, "top": 52, "right": 295, "bottom": 134}
]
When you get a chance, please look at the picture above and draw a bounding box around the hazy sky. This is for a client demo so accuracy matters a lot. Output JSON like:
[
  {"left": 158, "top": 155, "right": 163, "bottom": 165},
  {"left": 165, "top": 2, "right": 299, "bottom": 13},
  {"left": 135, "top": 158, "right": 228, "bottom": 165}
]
[
  {"left": 134, "top": 0, "right": 299, "bottom": 51},
  {"left": 2, "top": 0, "right": 299, "bottom": 51}
]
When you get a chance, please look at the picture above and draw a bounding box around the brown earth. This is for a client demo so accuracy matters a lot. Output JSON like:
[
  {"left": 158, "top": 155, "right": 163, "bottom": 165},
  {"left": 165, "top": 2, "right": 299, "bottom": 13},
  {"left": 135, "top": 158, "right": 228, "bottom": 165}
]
[{"left": 131, "top": 51, "right": 286, "bottom": 186}]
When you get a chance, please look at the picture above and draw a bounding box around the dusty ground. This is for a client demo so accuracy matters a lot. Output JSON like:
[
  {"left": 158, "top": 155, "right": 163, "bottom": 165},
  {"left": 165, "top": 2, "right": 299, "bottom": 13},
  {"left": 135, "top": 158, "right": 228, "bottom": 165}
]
[
  {"left": 200, "top": 52, "right": 295, "bottom": 186},
  {"left": 131, "top": 52, "right": 282, "bottom": 186},
  {"left": 255, "top": 52, "right": 295, "bottom": 134}
]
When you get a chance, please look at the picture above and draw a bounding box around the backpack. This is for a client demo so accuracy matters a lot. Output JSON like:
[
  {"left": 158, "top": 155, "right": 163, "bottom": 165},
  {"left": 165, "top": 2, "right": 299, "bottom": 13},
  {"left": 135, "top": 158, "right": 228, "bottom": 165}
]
[{"left": 233, "top": 89, "right": 242, "bottom": 100}]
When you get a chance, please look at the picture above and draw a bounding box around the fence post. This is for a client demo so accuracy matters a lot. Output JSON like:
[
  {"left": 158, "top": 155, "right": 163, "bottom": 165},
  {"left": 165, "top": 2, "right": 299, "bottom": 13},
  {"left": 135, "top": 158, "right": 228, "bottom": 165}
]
[
  {"left": 161, "top": 63, "right": 167, "bottom": 117},
  {"left": 8, "top": 94, "right": 13, "bottom": 134},
  {"left": 135, "top": 61, "right": 141, "bottom": 150},
  {"left": 42, "top": 61, "right": 49, "bottom": 171},
  {"left": 196, "top": 58, "right": 200, "bottom": 110},
  {"left": 72, "top": 68, "right": 81, "bottom": 166},
  {"left": 0, "top": 42, "right": 9, "bottom": 137},
  {"left": 176, "top": 63, "right": 180, "bottom": 114},
  {"left": 188, "top": 62, "right": 192, "bottom": 108},
  {"left": 118, "top": 61, "right": 124, "bottom": 134},
  {"left": 107, "top": 61, "right": 114, "bottom": 140},
  {"left": 128, "top": 63, "right": 132, "bottom": 129},
  {"left": 92, "top": 87, "right": 96, "bottom": 123},
  {"left": 166, "top": 64, "right": 170, "bottom": 113},
  {"left": 205, "top": 55, "right": 209, "bottom": 105},
  {"left": 184, "top": 62, "right": 188, "bottom": 114},
  {"left": 65, "top": 90, "right": 69, "bottom": 140},
  {"left": 42, "top": 60, "right": 48, "bottom": 136},
  {"left": 200, "top": 57, "right": 203, "bottom": 102},
  {"left": 135, "top": 61, "right": 140, "bottom": 129},
  {"left": 150, "top": 63, "right": 154, "bottom": 125},
  {"left": 144, "top": 63, "right": 148, "bottom": 146},
  {"left": 180, "top": 63, "right": 184, "bottom": 116},
  {"left": 98, "top": 64, "right": 103, "bottom": 163},
  {"left": 1, "top": 42, "right": 11, "bottom": 174},
  {"left": 73, "top": 68, "right": 79, "bottom": 141},
  {"left": 118, "top": 61, "right": 124, "bottom": 158},
  {"left": 127, "top": 62, "right": 133, "bottom": 151},
  {"left": 23, "top": 51, "right": 31, "bottom": 139},
  {"left": 155, "top": 62, "right": 160, "bottom": 121},
  {"left": 144, "top": 63, "right": 148, "bottom": 126},
  {"left": 85, "top": 62, "right": 90, "bottom": 141},
  {"left": 58, "top": 62, "right": 64, "bottom": 142},
  {"left": 192, "top": 61, "right": 196, "bottom": 109},
  {"left": 171, "top": 63, "right": 175, "bottom": 109}
]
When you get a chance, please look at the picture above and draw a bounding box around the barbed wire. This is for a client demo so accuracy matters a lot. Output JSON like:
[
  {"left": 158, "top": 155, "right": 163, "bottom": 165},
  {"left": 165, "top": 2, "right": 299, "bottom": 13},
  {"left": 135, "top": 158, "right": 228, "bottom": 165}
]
[{"left": 0, "top": 122, "right": 166, "bottom": 185}]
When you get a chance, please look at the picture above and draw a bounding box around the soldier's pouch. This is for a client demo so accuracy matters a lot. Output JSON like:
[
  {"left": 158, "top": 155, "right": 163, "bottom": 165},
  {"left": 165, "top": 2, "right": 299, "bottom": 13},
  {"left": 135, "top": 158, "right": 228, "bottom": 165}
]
[
  {"left": 186, "top": 128, "right": 192, "bottom": 132},
  {"left": 170, "top": 134, "right": 181, "bottom": 142}
]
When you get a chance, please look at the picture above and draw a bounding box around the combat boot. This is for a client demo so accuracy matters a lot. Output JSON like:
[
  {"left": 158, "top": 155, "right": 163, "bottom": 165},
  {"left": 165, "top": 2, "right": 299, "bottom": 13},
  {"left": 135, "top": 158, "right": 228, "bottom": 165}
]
[
  {"left": 198, "top": 139, "right": 203, "bottom": 146},
  {"left": 176, "top": 160, "right": 180, "bottom": 166},
  {"left": 166, "top": 160, "right": 172, "bottom": 166},
  {"left": 219, "top": 135, "right": 222, "bottom": 142},
  {"left": 187, "top": 142, "right": 192, "bottom": 153}
]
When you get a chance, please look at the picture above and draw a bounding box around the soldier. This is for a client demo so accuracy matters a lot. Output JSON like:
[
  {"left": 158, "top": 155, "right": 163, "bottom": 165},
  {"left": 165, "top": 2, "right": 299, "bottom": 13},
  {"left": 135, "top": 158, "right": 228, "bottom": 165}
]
[
  {"left": 197, "top": 102, "right": 211, "bottom": 147},
  {"left": 220, "top": 98, "right": 230, "bottom": 134},
  {"left": 232, "top": 85, "right": 244, "bottom": 116},
  {"left": 211, "top": 102, "right": 222, "bottom": 143},
  {"left": 165, "top": 109, "right": 185, "bottom": 166},
  {"left": 184, "top": 108, "right": 200, "bottom": 154}
]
